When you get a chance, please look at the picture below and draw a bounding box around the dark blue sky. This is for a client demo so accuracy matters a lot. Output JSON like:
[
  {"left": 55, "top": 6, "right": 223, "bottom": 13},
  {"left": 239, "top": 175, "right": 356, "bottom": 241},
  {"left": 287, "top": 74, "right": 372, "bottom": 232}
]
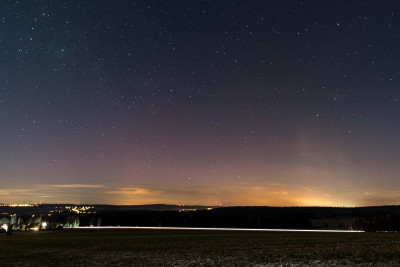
[{"left": 1, "top": 0, "right": 400, "bottom": 206}]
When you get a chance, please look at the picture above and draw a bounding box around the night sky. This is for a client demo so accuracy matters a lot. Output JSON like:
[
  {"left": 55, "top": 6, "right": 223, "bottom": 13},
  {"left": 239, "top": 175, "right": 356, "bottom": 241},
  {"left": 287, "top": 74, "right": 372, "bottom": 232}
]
[{"left": 1, "top": 1, "right": 400, "bottom": 206}]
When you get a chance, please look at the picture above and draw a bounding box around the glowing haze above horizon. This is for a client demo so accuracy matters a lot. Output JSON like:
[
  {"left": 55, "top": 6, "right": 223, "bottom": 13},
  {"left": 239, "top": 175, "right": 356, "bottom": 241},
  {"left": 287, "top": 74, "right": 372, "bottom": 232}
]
[{"left": 1, "top": 0, "right": 400, "bottom": 206}]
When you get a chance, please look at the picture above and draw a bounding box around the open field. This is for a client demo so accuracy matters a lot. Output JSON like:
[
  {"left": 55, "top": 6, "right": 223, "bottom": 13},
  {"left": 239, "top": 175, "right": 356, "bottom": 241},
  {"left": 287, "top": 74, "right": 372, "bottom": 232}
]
[{"left": 1, "top": 229, "right": 400, "bottom": 266}]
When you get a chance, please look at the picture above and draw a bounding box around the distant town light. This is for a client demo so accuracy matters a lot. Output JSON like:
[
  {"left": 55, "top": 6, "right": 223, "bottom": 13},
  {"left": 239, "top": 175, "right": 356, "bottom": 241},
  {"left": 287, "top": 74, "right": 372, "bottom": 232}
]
[{"left": 0, "top": 204, "right": 34, "bottom": 207}]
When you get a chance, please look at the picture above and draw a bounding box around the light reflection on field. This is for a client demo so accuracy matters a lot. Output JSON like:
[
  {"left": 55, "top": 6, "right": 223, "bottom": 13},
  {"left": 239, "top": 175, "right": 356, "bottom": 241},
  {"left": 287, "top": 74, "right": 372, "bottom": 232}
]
[{"left": 66, "top": 226, "right": 364, "bottom": 233}]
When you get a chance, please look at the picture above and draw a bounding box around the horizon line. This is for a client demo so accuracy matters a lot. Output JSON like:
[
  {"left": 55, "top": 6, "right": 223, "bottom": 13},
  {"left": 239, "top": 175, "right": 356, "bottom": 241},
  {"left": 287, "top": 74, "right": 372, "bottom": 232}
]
[{"left": 1, "top": 203, "right": 400, "bottom": 208}]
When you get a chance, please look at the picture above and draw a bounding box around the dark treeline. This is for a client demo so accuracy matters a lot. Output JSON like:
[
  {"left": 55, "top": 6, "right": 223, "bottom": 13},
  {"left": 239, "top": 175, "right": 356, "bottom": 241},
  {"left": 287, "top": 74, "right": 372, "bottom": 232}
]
[
  {"left": 79, "top": 207, "right": 313, "bottom": 229},
  {"left": 355, "top": 214, "right": 400, "bottom": 232},
  {"left": 3, "top": 206, "right": 400, "bottom": 232},
  {"left": 74, "top": 206, "right": 400, "bottom": 231}
]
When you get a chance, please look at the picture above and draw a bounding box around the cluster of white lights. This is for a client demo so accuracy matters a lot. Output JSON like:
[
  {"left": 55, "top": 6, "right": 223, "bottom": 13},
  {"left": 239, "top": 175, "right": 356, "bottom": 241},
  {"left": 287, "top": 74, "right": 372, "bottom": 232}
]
[
  {"left": 0, "top": 204, "right": 34, "bottom": 207},
  {"left": 50, "top": 206, "right": 96, "bottom": 214}
]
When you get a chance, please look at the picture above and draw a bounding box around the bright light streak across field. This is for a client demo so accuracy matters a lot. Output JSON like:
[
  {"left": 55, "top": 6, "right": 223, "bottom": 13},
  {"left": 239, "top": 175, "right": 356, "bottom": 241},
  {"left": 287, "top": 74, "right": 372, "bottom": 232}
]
[{"left": 65, "top": 226, "right": 364, "bottom": 233}]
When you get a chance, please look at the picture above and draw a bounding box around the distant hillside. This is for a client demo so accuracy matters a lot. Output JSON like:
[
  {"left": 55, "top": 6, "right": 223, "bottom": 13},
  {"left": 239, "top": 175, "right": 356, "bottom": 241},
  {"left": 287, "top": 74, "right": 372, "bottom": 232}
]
[
  {"left": 0, "top": 203, "right": 216, "bottom": 215},
  {"left": 2, "top": 205, "right": 400, "bottom": 231}
]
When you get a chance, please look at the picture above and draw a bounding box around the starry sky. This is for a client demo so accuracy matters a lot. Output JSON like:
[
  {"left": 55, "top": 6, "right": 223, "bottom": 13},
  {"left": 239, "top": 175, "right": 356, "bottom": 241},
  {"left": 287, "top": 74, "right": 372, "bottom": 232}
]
[{"left": 1, "top": 0, "right": 400, "bottom": 206}]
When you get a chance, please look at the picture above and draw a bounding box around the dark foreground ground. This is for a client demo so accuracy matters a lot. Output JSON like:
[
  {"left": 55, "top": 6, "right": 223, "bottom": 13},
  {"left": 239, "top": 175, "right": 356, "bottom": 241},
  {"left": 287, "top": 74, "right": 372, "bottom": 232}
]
[{"left": 0, "top": 230, "right": 399, "bottom": 266}]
